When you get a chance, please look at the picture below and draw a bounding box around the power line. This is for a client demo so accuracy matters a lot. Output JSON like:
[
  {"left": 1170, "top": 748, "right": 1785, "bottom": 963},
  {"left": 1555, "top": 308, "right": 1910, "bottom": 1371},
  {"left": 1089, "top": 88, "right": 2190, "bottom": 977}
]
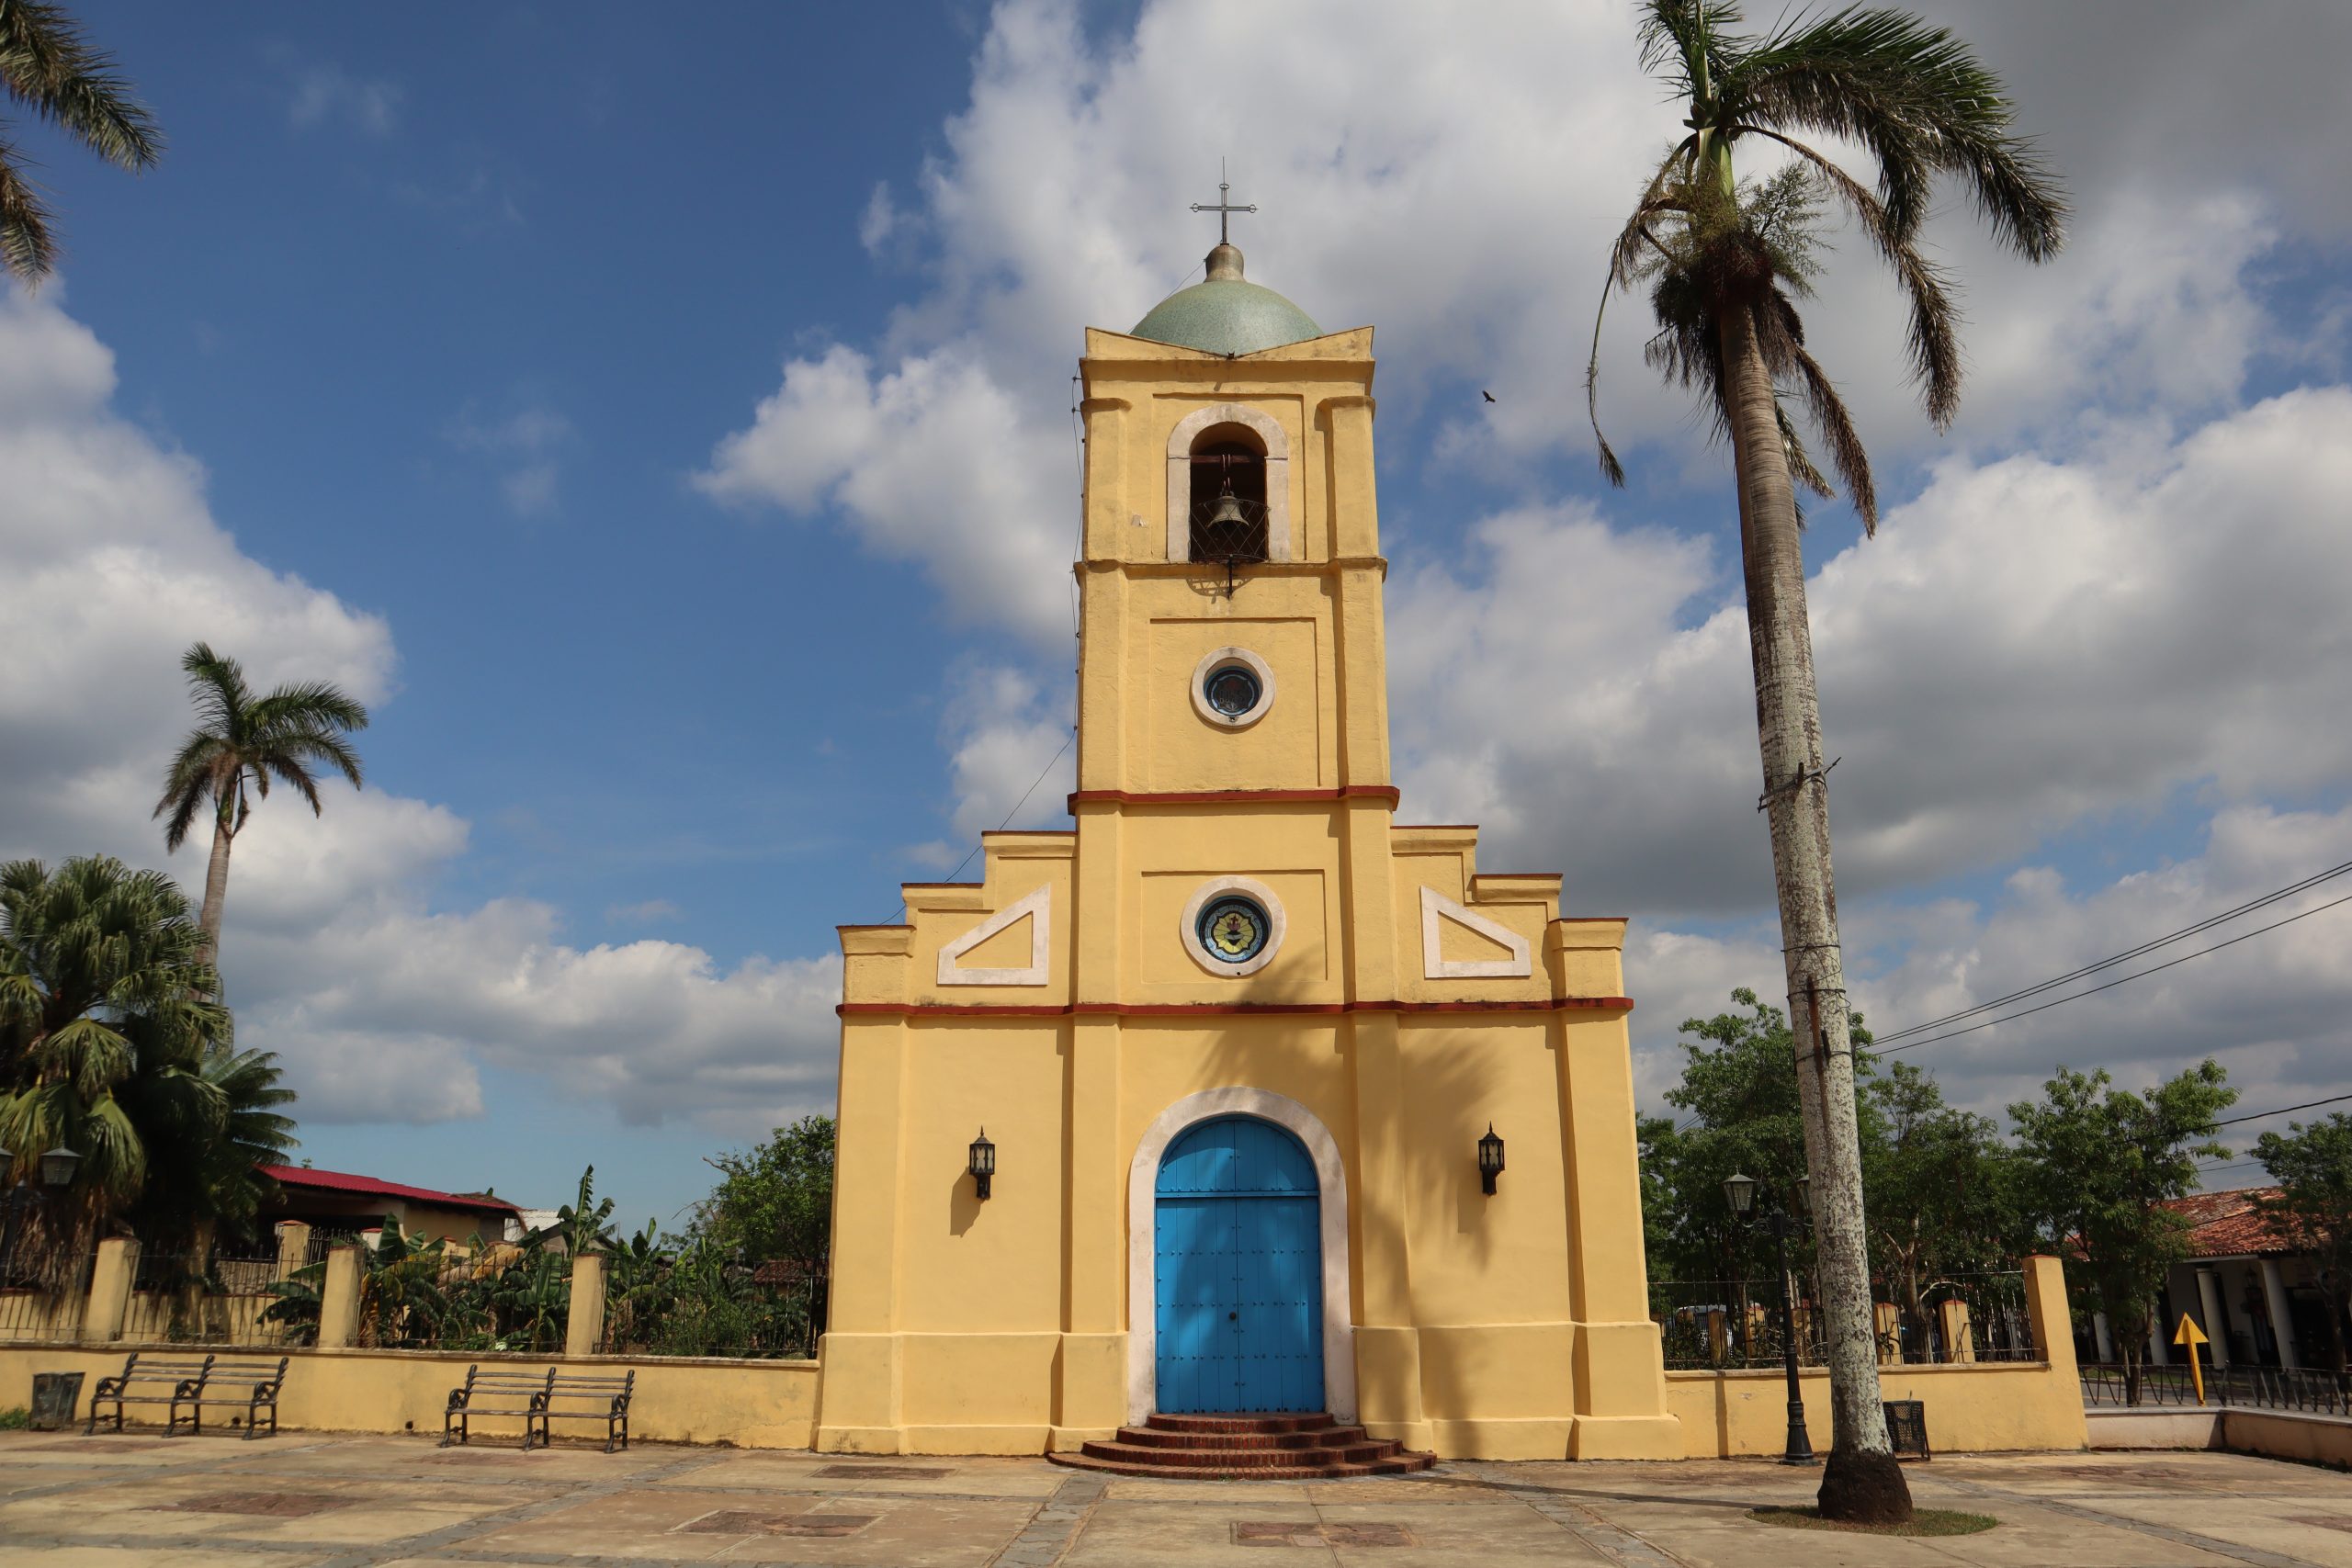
[
  {"left": 2213, "top": 1091, "right": 2352, "bottom": 1130},
  {"left": 1874, "top": 857, "right": 2352, "bottom": 1045},
  {"left": 876, "top": 728, "right": 1076, "bottom": 926},
  {"left": 1880, "top": 889, "right": 2352, "bottom": 1057}
]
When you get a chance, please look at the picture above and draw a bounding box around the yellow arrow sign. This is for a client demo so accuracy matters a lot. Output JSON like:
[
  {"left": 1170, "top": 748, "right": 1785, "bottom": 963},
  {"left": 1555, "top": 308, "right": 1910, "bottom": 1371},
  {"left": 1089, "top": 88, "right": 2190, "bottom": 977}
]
[{"left": 2173, "top": 1314, "right": 2209, "bottom": 1404}]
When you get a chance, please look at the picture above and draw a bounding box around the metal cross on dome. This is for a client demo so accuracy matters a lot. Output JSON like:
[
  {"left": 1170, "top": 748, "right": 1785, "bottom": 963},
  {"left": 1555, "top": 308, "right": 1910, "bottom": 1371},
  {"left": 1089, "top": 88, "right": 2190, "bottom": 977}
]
[{"left": 1190, "top": 164, "right": 1257, "bottom": 245}]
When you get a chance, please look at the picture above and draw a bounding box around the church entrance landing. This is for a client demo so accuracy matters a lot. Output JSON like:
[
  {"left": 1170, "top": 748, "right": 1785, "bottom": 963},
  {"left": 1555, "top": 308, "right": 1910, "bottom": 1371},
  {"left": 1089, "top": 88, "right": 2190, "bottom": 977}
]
[{"left": 1152, "top": 1115, "right": 1322, "bottom": 1414}]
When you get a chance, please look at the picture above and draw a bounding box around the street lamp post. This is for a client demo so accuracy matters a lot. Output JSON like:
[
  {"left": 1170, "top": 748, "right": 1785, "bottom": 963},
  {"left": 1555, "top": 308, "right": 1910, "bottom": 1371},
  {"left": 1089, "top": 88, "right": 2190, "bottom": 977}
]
[{"left": 1724, "top": 1171, "right": 1816, "bottom": 1467}]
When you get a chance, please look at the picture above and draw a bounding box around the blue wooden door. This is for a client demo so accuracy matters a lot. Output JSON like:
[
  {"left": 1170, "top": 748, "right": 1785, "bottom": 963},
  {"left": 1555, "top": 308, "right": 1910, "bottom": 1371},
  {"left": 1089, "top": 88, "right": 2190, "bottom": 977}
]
[{"left": 1154, "top": 1116, "right": 1323, "bottom": 1413}]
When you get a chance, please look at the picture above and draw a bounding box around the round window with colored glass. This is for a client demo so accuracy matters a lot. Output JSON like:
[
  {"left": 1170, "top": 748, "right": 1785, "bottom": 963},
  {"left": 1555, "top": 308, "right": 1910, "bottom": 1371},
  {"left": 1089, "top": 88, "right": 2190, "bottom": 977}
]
[
  {"left": 1195, "top": 895, "right": 1271, "bottom": 965},
  {"left": 1190, "top": 646, "right": 1275, "bottom": 728},
  {"left": 1204, "top": 661, "right": 1261, "bottom": 718}
]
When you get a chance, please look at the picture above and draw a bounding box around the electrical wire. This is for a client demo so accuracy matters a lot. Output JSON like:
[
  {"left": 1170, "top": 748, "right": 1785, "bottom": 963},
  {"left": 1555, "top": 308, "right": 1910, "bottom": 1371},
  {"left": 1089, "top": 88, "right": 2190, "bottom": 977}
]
[
  {"left": 876, "top": 728, "right": 1076, "bottom": 926},
  {"left": 1879, "top": 890, "right": 2352, "bottom": 1057},
  {"left": 1873, "top": 857, "right": 2352, "bottom": 1045},
  {"left": 2212, "top": 1091, "right": 2352, "bottom": 1129}
]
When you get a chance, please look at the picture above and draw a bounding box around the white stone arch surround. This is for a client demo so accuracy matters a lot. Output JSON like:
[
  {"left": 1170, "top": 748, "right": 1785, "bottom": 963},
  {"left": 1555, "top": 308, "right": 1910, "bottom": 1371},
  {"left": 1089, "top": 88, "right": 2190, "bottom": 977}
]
[
  {"left": 1125, "top": 1088, "right": 1356, "bottom": 1423},
  {"left": 1165, "top": 402, "right": 1294, "bottom": 563}
]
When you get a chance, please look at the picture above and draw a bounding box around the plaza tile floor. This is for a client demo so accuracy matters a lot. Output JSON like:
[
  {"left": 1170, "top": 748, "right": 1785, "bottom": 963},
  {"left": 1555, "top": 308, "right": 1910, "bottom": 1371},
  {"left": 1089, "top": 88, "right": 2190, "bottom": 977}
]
[{"left": 3, "top": 1430, "right": 2349, "bottom": 1566}]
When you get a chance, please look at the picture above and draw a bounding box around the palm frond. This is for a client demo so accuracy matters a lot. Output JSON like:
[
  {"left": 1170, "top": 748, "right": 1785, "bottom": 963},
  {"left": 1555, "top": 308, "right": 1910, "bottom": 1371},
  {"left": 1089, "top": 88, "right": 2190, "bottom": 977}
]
[
  {"left": 1774, "top": 400, "right": 1833, "bottom": 502},
  {"left": 153, "top": 731, "right": 231, "bottom": 850},
  {"left": 1788, "top": 338, "right": 1878, "bottom": 532},
  {"left": 0, "top": 0, "right": 164, "bottom": 171},
  {"left": 1731, "top": 6, "right": 2065, "bottom": 256},
  {"left": 268, "top": 724, "right": 367, "bottom": 791},
  {"left": 262, "top": 753, "right": 323, "bottom": 815},
  {"left": 0, "top": 135, "right": 57, "bottom": 281},
  {"left": 178, "top": 643, "right": 249, "bottom": 738},
  {"left": 247, "top": 680, "right": 369, "bottom": 739},
  {"left": 1747, "top": 130, "right": 1961, "bottom": 425}
]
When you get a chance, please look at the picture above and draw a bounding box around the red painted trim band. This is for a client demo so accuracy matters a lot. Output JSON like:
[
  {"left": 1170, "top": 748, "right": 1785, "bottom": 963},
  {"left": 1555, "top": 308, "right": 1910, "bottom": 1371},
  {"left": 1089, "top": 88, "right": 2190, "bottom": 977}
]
[
  {"left": 1068, "top": 786, "right": 1401, "bottom": 809},
  {"left": 837, "top": 997, "right": 1633, "bottom": 1021}
]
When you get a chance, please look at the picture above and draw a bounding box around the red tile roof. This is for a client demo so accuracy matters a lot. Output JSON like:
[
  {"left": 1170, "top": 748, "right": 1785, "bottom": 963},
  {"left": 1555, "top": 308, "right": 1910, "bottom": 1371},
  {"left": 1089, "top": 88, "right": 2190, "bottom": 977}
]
[
  {"left": 2157, "top": 1186, "right": 2293, "bottom": 1258},
  {"left": 259, "top": 1165, "right": 520, "bottom": 1217}
]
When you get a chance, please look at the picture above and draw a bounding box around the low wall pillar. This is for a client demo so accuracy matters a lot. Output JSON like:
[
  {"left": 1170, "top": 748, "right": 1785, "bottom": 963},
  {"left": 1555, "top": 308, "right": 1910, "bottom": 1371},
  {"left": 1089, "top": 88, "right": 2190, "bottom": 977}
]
[
  {"left": 83, "top": 1237, "right": 138, "bottom": 1343},
  {"left": 318, "top": 1244, "right": 364, "bottom": 1348},
  {"left": 2023, "top": 1255, "right": 2079, "bottom": 1381},
  {"left": 1939, "top": 1298, "right": 1975, "bottom": 1363},
  {"left": 274, "top": 1222, "right": 311, "bottom": 1279},
  {"left": 565, "top": 1252, "right": 607, "bottom": 1359}
]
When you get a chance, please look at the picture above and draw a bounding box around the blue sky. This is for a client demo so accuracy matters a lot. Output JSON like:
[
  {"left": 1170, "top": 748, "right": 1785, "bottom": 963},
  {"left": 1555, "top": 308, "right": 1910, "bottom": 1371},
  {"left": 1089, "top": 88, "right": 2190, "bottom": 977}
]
[{"left": 5, "top": 1, "right": 2350, "bottom": 1229}]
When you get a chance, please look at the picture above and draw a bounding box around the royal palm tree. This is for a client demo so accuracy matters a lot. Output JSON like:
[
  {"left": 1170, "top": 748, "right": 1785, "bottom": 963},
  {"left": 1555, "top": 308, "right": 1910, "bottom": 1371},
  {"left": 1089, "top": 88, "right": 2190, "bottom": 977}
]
[
  {"left": 1587, "top": 1, "right": 2064, "bottom": 1523},
  {"left": 0, "top": 854, "right": 230, "bottom": 1249},
  {"left": 153, "top": 643, "right": 368, "bottom": 968},
  {"left": 0, "top": 0, "right": 164, "bottom": 285}
]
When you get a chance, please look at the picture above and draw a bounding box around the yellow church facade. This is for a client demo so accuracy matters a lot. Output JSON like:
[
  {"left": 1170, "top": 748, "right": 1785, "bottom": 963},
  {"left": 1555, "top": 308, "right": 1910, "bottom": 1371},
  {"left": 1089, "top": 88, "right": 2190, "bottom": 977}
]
[{"left": 814, "top": 239, "right": 1681, "bottom": 1462}]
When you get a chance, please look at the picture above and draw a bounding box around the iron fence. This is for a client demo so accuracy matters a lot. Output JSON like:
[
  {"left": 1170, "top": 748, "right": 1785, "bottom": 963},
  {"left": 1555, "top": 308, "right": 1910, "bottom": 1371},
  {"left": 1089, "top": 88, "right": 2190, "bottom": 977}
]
[
  {"left": 1652, "top": 1269, "right": 2034, "bottom": 1370},
  {"left": 599, "top": 1259, "right": 826, "bottom": 1360},
  {"left": 352, "top": 1241, "right": 575, "bottom": 1354},
  {"left": 2081, "top": 1359, "right": 2352, "bottom": 1415},
  {"left": 122, "top": 1247, "right": 307, "bottom": 1347},
  {"left": 0, "top": 1247, "right": 93, "bottom": 1343}
]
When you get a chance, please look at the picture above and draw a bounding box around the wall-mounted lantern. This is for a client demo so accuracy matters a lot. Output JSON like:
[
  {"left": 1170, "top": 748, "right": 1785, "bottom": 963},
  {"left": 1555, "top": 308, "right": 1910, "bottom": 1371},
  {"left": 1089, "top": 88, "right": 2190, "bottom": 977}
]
[
  {"left": 1477, "top": 1124, "right": 1506, "bottom": 1195},
  {"left": 967, "top": 1128, "right": 996, "bottom": 1201}
]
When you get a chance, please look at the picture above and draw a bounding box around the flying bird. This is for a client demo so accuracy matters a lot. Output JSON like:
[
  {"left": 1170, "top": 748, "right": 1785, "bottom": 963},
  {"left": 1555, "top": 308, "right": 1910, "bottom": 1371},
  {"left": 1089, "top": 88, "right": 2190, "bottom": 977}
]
[{"left": 1482, "top": 389, "right": 1496, "bottom": 403}]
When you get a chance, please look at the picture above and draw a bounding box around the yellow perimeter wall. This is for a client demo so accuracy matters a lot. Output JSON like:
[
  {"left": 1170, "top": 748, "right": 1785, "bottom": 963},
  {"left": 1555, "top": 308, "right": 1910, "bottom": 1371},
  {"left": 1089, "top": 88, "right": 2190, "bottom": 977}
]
[{"left": 0, "top": 1345, "right": 819, "bottom": 1449}]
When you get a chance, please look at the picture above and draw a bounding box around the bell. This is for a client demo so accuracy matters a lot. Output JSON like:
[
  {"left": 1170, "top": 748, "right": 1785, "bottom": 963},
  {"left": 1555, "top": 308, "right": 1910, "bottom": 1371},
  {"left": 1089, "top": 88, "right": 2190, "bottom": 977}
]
[{"left": 1207, "top": 479, "right": 1249, "bottom": 530}]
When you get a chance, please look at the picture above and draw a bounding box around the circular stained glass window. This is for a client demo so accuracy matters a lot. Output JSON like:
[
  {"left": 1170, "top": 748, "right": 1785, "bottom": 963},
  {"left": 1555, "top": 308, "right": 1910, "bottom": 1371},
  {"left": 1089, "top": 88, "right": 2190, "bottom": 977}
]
[
  {"left": 1204, "top": 662, "right": 1261, "bottom": 718},
  {"left": 1191, "top": 646, "right": 1274, "bottom": 728},
  {"left": 1195, "top": 895, "right": 1272, "bottom": 965}
]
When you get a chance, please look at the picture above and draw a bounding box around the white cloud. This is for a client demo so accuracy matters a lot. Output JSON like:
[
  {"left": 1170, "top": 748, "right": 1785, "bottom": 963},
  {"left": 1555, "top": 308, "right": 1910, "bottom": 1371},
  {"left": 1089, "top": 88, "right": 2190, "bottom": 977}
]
[
  {"left": 1390, "top": 387, "right": 2352, "bottom": 917},
  {"left": 697, "top": 344, "right": 1074, "bottom": 647},
  {"left": 0, "top": 287, "right": 842, "bottom": 1133},
  {"left": 288, "top": 64, "right": 401, "bottom": 138}
]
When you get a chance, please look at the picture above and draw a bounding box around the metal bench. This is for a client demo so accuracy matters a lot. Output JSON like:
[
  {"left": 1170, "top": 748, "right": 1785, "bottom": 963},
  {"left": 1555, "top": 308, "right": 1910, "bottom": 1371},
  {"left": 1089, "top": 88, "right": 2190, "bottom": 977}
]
[
  {"left": 85, "top": 1352, "right": 288, "bottom": 1438},
  {"left": 441, "top": 1365, "right": 635, "bottom": 1452},
  {"left": 442, "top": 1365, "right": 556, "bottom": 1449},
  {"left": 540, "top": 1368, "right": 633, "bottom": 1453}
]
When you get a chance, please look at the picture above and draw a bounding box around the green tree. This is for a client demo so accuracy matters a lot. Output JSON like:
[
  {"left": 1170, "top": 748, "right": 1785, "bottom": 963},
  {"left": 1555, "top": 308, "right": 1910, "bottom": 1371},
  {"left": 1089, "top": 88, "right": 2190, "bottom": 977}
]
[
  {"left": 0, "top": 0, "right": 163, "bottom": 285},
  {"left": 1863, "top": 1063, "right": 2024, "bottom": 1351},
  {"left": 2008, "top": 1062, "right": 2233, "bottom": 1404},
  {"left": 2252, "top": 1114, "right": 2352, "bottom": 1370},
  {"left": 1640, "top": 988, "right": 1855, "bottom": 1283},
  {"left": 692, "top": 1113, "right": 835, "bottom": 1275},
  {"left": 153, "top": 643, "right": 368, "bottom": 968},
  {"left": 1589, "top": 1, "right": 2065, "bottom": 1522},
  {"left": 0, "top": 855, "right": 231, "bottom": 1250}
]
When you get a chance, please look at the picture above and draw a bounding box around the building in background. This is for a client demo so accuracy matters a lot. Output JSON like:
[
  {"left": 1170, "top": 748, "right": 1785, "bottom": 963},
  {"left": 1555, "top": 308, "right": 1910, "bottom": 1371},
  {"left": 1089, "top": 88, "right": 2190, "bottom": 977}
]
[
  {"left": 258, "top": 1164, "right": 524, "bottom": 1246},
  {"left": 2128, "top": 1188, "right": 2338, "bottom": 1371}
]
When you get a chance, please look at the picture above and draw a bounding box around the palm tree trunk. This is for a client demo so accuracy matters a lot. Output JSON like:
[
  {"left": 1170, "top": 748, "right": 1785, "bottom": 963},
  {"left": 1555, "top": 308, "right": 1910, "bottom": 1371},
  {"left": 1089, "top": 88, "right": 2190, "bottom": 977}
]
[
  {"left": 1720, "top": 299, "right": 1911, "bottom": 1522},
  {"left": 198, "top": 810, "right": 233, "bottom": 971}
]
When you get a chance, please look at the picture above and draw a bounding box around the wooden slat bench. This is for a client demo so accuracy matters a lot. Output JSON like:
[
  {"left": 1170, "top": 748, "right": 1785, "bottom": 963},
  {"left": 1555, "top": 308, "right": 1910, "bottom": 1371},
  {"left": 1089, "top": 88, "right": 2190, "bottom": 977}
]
[
  {"left": 442, "top": 1365, "right": 635, "bottom": 1452},
  {"left": 85, "top": 1352, "right": 288, "bottom": 1438}
]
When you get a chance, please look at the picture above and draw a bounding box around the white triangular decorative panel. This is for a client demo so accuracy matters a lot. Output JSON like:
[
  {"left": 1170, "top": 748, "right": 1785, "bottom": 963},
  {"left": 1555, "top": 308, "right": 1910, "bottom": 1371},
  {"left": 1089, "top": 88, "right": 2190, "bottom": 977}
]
[
  {"left": 1419, "top": 886, "right": 1532, "bottom": 979},
  {"left": 936, "top": 885, "right": 1051, "bottom": 986}
]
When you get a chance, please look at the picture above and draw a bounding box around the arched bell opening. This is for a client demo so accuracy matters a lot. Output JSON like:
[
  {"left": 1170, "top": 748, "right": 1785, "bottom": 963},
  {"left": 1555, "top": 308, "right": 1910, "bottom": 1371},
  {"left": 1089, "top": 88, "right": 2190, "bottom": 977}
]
[{"left": 1187, "top": 423, "right": 1270, "bottom": 565}]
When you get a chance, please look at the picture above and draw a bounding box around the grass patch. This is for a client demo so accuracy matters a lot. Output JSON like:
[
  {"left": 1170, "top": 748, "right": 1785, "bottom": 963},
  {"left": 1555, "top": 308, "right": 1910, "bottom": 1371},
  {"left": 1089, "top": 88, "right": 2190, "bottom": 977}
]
[
  {"left": 1749, "top": 1505, "right": 1997, "bottom": 1537},
  {"left": 0, "top": 1407, "right": 28, "bottom": 1431}
]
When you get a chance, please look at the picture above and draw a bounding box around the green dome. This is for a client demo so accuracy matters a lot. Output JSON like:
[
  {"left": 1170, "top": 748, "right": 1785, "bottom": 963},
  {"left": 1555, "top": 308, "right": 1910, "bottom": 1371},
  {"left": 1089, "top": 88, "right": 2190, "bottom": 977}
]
[{"left": 1131, "top": 243, "right": 1320, "bottom": 355}]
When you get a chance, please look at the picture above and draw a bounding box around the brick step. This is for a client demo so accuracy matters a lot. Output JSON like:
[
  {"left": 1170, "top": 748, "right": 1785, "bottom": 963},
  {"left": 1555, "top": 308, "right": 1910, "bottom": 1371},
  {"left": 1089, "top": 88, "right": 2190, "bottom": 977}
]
[
  {"left": 1141, "top": 1411, "right": 1334, "bottom": 1434},
  {"left": 1079, "top": 1438, "right": 1402, "bottom": 1469},
  {"left": 1047, "top": 1450, "right": 1435, "bottom": 1482},
  {"left": 1114, "top": 1424, "right": 1378, "bottom": 1450}
]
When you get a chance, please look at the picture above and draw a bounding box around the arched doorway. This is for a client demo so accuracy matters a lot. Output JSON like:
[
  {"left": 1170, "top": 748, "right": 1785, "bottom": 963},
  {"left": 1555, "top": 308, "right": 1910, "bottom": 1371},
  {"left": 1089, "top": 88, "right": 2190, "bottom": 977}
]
[{"left": 1153, "top": 1115, "right": 1324, "bottom": 1413}]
